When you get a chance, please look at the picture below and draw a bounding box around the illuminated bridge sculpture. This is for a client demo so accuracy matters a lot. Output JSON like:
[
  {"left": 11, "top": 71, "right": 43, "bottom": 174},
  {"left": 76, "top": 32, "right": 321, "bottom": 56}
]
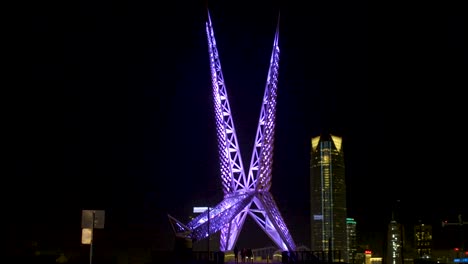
[{"left": 168, "top": 10, "right": 296, "bottom": 252}]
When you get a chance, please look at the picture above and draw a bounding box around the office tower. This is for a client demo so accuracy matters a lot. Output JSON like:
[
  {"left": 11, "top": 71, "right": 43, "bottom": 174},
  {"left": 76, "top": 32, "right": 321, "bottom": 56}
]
[
  {"left": 414, "top": 221, "right": 432, "bottom": 259},
  {"left": 365, "top": 250, "right": 372, "bottom": 264},
  {"left": 386, "top": 219, "right": 403, "bottom": 264},
  {"left": 347, "top": 218, "right": 357, "bottom": 264},
  {"left": 310, "top": 134, "right": 348, "bottom": 262}
]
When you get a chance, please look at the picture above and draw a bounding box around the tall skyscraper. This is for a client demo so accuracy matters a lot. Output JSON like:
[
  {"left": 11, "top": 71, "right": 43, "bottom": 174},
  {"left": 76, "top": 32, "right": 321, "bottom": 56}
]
[
  {"left": 310, "top": 134, "right": 348, "bottom": 262},
  {"left": 386, "top": 219, "right": 403, "bottom": 264}
]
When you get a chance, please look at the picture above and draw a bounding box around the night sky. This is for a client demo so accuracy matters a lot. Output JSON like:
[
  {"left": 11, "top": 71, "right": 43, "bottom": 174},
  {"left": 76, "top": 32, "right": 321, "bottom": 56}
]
[{"left": 16, "top": 0, "right": 466, "bottom": 254}]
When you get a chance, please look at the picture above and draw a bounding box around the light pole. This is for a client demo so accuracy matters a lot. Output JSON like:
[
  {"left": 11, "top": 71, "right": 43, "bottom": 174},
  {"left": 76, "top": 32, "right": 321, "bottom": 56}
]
[
  {"left": 208, "top": 206, "right": 211, "bottom": 261},
  {"left": 90, "top": 211, "right": 95, "bottom": 264},
  {"left": 81, "top": 210, "right": 105, "bottom": 264},
  {"left": 193, "top": 206, "right": 213, "bottom": 261}
]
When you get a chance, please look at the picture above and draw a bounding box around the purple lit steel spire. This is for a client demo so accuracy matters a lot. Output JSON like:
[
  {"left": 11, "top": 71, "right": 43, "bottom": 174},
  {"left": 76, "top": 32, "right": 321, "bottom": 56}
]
[
  {"left": 168, "top": 10, "right": 296, "bottom": 252},
  {"left": 206, "top": 9, "right": 246, "bottom": 196}
]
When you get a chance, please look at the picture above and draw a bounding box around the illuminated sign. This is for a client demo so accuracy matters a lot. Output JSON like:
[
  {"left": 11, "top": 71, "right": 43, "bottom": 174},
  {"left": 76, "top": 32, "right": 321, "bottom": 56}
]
[
  {"left": 81, "top": 228, "right": 92, "bottom": 244},
  {"left": 314, "top": 215, "right": 323, "bottom": 220},
  {"left": 193, "top": 207, "right": 210, "bottom": 213}
]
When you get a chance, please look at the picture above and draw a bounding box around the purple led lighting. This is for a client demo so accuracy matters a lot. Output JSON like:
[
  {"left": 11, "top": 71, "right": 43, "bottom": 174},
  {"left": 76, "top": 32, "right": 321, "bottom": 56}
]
[
  {"left": 168, "top": 10, "right": 295, "bottom": 252},
  {"left": 206, "top": 11, "right": 246, "bottom": 196},
  {"left": 205, "top": 10, "right": 295, "bottom": 251}
]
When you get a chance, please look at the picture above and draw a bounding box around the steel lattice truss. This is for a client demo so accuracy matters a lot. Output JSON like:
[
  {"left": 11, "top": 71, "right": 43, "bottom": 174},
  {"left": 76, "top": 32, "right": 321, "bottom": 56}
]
[{"left": 168, "top": 10, "right": 296, "bottom": 252}]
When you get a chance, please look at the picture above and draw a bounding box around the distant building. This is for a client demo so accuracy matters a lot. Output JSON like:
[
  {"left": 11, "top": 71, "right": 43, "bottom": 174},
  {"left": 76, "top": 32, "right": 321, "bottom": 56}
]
[
  {"left": 310, "top": 134, "right": 348, "bottom": 262},
  {"left": 370, "top": 257, "right": 383, "bottom": 264},
  {"left": 387, "top": 219, "right": 403, "bottom": 264},
  {"left": 347, "top": 218, "right": 358, "bottom": 263},
  {"left": 414, "top": 221, "right": 432, "bottom": 259}
]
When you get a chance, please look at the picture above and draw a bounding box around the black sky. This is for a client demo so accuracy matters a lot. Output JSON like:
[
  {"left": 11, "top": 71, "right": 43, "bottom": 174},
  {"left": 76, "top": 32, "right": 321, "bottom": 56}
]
[{"left": 16, "top": 0, "right": 467, "bottom": 253}]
